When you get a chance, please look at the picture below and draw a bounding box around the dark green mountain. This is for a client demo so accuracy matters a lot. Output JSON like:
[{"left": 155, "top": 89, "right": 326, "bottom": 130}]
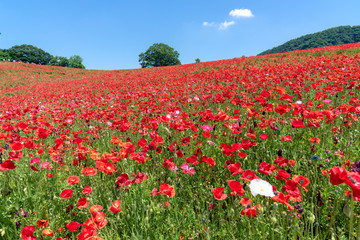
[{"left": 258, "top": 25, "right": 360, "bottom": 55}]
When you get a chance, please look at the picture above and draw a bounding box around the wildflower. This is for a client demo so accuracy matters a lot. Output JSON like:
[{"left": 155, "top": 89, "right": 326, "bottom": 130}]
[
  {"left": 82, "top": 167, "right": 97, "bottom": 176},
  {"left": 201, "top": 125, "right": 213, "bottom": 132},
  {"left": 291, "top": 120, "right": 305, "bottom": 128},
  {"left": 180, "top": 163, "right": 195, "bottom": 175},
  {"left": 21, "top": 226, "right": 36, "bottom": 240},
  {"left": 109, "top": 200, "right": 122, "bottom": 213},
  {"left": 37, "top": 219, "right": 49, "bottom": 228},
  {"left": 77, "top": 198, "right": 90, "bottom": 209},
  {"left": 249, "top": 179, "right": 275, "bottom": 197},
  {"left": 211, "top": 187, "right": 227, "bottom": 200},
  {"left": 323, "top": 99, "right": 332, "bottom": 104},
  {"left": 228, "top": 180, "right": 245, "bottom": 196},
  {"left": 66, "top": 221, "right": 80, "bottom": 231},
  {"left": 60, "top": 189, "right": 73, "bottom": 199},
  {"left": 67, "top": 176, "right": 80, "bottom": 185},
  {"left": 82, "top": 186, "right": 92, "bottom": 196},
  {"left": 0, "top": 160, "right": 16, "bottom": 171}
]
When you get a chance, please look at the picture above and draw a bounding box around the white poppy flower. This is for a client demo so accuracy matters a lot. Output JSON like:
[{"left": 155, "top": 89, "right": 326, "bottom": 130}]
[{"left": 249, "top": 179, "right": 275, "bottom": 197}]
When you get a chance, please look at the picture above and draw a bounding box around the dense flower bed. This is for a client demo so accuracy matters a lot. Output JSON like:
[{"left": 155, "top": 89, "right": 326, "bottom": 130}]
[{"left": 0, "top": 43, "right": 360, "bottom": 239}]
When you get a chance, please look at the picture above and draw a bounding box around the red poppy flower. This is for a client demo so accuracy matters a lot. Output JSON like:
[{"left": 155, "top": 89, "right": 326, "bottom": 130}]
[
  {"left": 36, "top": 127, "right": 49, "bottom": 139},
  {"left": 21, "top": 226, "right": 36, "bottom": 240},
  {"left": 11, "top": 142, "right": 24, "bottom": 151},
  {"left": 309, "top": 137, "right": 320, "bottom": 143},
  {"left": 137, "top": 138, "right": 147, "bottom": 147},
  {"left": 66, "top": 221, "right": 80, "bottom": 231},
  {"left": 60, "top": 189, "right": 73, "bottom": 199},
  {"left": 77, "top": 197, "right": 90, "bottom": 209},
  {"left": 281, "top": 135, "right": 293, "bottom": 142},
  {"left": 37, "top": 219, "right": 49, "bottom": 228},
  {"left": 329, "top": 166, "right": 348, "bottom": 185},
  {"left": 82, "top": 186, "right": 92, "bottom": 196},
  {"left": 272, "top": 192, "right": 294, "bottom": 210},
  {"left": 67, "top": 176, "right": 80, "bottom": 185},
  {"left": 77, "top": 226, "right": 98, "bottom": 240},
  {"left": 242, "top": 170, "right": 259, "bottom": 182},
  {"left": 291, "top": 120, "right": 305, "bottom": 128},
  {"left": 82, "top": 167, "right": 98, "bottom": 176},
  {"left": 202, "top": 132, "right": 212, "bottom": 139},
  {"left": 258, "top": 162, "right": 276, "bottom": 175},
  {"left": 238, "top": 152, "right": 247, "bottom": 158},
  {"left": 275, "top": 169, "right": 291, "bottom": 181},
  {"left": 240, "top": 198, "right": 253, "bottom": 206},
  {"left": 96, "top": 161, "right": 117, "bottom": 175},
  {"left": 228, "top": 180, "right": 245, "bottom": 196},
  {"left": 0, "top": 160, "right": 16, "bottom": 171},
  {"left": 211, "top": 187, "right": 227, "bottom": 200},
  {"left": 41, "top": 229, "right": 54, "bottom": 237},
  {"left": 159, "top": 183, "right": 175, "bottom": 198},
  {"left": 181, "top": 136, "right": 191, "bottom": 145},
  {"left": 227, "top": 162, "right": 244, "bottom": 176},
  {"left": 260, "top": 134, "right": 269, "bottom": 140},
  {"left": 241, "top": 205, "right": 261, "bottom": 217},
  {"left": 109, "top": 200, "right": 122, "bottom": 213},
  {"left": 90, "top": 205, "right": 104, "bottom": 214},
  {"left": 343, "top": 172, "right": 360, "bottom": 191}
]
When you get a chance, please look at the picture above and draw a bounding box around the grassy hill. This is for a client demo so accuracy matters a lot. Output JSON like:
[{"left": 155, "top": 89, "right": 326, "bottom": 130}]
[{"left": 258, "top": 25, "right": 360, "bottom": 55}]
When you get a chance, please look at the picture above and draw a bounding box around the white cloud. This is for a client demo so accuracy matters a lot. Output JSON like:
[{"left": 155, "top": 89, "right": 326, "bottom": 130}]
[
  {"left": 218, "top": 20, "right": 235, "bottom": 30},
  {"left": 229, "top": 9, "right": 254, "bottom": 18},
  {"left": 203, "top": 21, "right": 215, "bottom": 27}
]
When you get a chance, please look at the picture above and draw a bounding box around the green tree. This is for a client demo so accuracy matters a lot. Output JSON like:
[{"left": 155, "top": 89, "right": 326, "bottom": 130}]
[
  {"left": 195, "top": 58, "right": 201, "bottom": 63},
  {"left": 68, "top": 55, "right": 85, "bottom": 69},
  {"left": 49, "top": 56, "right": 69, "bottom": 67},
  {"left": 0, "top": 49, "right": 10, "bottom": 60},
  {"left": 7, "top": 44, "right": 53, "bottom": 65},
  {"left": 139, "top": 43, "right": 181, "bottom": 68}
]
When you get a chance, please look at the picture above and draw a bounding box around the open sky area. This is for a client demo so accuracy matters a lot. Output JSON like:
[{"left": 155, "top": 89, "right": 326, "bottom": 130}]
[{"left": 1, "top": 0, "right": 360, "bottom": 70}]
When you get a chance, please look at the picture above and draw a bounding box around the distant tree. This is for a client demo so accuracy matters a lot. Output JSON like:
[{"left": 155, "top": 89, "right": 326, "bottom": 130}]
[
  {"left": 195, "top": 58, "right": 201, "bottom": 63},
  {"left": 49, "top": 56, "right": 69, "bottom": 67},
  {"left": 0, "top": 49, "right": 10, "bottom": 60},
  {"left": 139, "top": 43, "right": 181, "bottom": 68},
  {"left": 68, "top": 55, "right": 85, "bottom": 69},
  {"left": 7, "top": 44, "right": 53, "bottom": 65}
]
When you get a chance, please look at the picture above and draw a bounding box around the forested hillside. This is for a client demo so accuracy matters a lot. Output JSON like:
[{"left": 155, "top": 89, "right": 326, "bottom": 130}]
[{"left": 258, "top": 25, "right": 360, "bottom": 55}]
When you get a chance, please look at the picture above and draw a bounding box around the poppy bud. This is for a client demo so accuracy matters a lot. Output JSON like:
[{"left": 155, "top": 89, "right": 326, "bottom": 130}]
[
  {"left": 16, "top": 221, "right": 21, "bottom": 230},
  {"left": 343, "top": 205, "right": 351, "bottom": 218}
]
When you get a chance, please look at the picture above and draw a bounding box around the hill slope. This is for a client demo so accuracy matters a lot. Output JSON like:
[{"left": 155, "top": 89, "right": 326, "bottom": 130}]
[{"left": 258, "top": 25, "right": 360, "bottom": 55}]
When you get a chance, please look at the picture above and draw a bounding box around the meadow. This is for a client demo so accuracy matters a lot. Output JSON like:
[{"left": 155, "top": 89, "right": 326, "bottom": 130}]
[{"left": 0, "top": 43, "right": 360, "bottom": 240}]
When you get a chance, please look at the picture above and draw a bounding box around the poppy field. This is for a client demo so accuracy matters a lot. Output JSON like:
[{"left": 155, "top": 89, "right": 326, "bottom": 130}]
[{"left": 1, "top": 43, "right": 360, "bottom": 240}]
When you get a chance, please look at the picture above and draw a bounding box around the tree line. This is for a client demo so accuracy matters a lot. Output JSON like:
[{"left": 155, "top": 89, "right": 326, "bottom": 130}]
[
  {"left": 0, "top": 44, "right": 85, "bottom": 68},
  {"left": 258, "top": 25, "right": 360, "bottom": 55}
]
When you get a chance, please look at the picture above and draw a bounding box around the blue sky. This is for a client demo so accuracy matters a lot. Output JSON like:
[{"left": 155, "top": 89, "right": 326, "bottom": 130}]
[{"left": 1, "top": 0, "right": 360, "bottom": 70}]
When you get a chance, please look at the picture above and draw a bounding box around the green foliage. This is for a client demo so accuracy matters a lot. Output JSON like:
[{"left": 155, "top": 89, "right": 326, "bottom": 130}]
[
  {"left": 139, "top": 43, "right": 181, "bottom": 68},
  {"left": 259, "top": 25, "right": 360, "bottom": 55},
  {"left": 68, "top": 55, "right": 85, "bottom": 69},
  {"left": 195, "top": 58, "right": 201, "bottom": 63},
  {"left": 0, "top": 49, "right": 10, "bottom": 60},
  {"left": 2, "top": 44, "right": 85, "bottom": 68},
  {"left": 49, "top": 56, "right": 69, "bottom": 67},
  {"left": 7, "top": 44, "right": 53, "bottom": 65}
]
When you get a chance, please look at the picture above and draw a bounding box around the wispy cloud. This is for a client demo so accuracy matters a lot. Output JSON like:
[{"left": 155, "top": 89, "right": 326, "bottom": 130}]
[
  {"left": 203, "top": 8, "right": 253, "bottom": 30},
  {"left": 203, "top": 20, "right": 235, "bottom": 30},
  {"left": 229, "top": 9, "right": 254, "bottom": 18},
  {"left": 203, "top": 21, "right": 215, "bottom": 27},
  {"left": 218, "top": 21, "right": 235, "bottom": 30}
]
